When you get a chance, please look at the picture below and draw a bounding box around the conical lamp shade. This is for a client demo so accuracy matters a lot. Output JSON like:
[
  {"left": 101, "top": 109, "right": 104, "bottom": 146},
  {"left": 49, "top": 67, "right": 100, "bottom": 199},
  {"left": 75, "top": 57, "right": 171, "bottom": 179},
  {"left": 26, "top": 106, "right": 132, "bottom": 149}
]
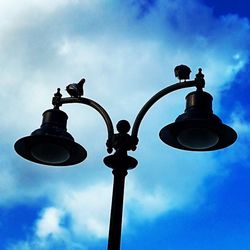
[
  {"left": 159, "top": 90, "right": 237, "bottom": 151},
  {"left": 15, "top": 109, "right": 87, "bottom": 166}
]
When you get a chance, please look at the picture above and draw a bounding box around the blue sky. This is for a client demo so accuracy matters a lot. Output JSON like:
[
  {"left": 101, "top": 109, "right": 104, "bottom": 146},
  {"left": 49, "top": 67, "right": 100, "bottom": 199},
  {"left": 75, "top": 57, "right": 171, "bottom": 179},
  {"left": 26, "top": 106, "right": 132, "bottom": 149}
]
[{"left": 0, "top": 0, "right": 250, "bottom": 249}]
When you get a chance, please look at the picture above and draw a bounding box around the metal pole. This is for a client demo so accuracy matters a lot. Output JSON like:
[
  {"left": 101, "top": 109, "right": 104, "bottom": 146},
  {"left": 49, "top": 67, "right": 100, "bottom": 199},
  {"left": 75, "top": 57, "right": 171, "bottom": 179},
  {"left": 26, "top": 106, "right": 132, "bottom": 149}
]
[{"left": 107, "top": 169, "right": 128, "bottom": 250}]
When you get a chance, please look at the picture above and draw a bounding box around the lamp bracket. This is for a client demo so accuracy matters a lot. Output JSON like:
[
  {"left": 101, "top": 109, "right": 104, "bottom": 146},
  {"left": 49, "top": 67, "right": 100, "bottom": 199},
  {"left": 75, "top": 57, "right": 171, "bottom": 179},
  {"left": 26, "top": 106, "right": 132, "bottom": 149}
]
[
  {"left": 131, "top": 68, "right": 206, "bottom": 142},
  {"left": 51, "top": 67, "right": 206, "bottom": 154},
  {"left": 52, "top": 87, "right": 115, "bottom": 153}
]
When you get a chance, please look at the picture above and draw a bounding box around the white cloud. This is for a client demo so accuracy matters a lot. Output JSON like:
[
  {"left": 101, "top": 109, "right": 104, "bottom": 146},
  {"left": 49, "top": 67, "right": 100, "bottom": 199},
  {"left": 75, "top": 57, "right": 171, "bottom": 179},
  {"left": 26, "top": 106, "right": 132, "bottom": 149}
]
[
  {"left": 35, "top": 207, "right": 66, "bottom": 238},
  {"left": 6, "top": 237, "right": 85, "bottom": 250},
  {"left": 216, "top": 106, "right": 250, "bottom": 163},
  {"left": 58, "top": 183, "right": 112, "bottom": 239},
  {"left": 230, "top": 108, "right": 250, "bottom": 135},
  {"left": 1, "top": 0, "right": 250, "bottom": 248}
]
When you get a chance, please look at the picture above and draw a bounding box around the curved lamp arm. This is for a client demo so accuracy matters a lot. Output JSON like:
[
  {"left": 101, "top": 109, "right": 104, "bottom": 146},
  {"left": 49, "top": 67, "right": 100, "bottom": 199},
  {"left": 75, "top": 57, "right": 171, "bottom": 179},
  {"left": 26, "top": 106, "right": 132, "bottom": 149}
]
[
  {"left": 52, "top": 89, "right": 114, "bottom": 153},
  {"left": 131, "top": 69, "right": 205, "bottom": 142}
]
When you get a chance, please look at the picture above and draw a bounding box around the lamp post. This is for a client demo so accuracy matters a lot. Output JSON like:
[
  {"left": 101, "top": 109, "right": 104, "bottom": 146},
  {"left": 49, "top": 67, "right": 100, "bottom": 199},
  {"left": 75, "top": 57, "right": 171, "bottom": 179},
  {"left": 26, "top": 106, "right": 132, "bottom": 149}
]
[{"left": 14, "top": 66, "right": 237, "bottom": 250}]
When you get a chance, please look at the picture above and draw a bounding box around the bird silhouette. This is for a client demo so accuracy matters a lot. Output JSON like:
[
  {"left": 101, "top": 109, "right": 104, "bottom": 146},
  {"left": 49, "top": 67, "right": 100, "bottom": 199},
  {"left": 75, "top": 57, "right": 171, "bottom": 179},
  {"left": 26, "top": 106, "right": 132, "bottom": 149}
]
[
  {"left": 174, "top": 65, "right": 191, "bottom": 81},
  {"left": 66, "top": 78, "right": 85, "bottom": 97}
]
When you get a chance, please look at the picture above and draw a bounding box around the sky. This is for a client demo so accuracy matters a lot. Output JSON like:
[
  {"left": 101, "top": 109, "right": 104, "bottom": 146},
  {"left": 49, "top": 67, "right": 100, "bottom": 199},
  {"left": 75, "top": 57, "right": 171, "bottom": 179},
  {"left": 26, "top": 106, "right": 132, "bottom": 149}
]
[{"left": 0, "top": 0, "right": 250, "bottom": 249}]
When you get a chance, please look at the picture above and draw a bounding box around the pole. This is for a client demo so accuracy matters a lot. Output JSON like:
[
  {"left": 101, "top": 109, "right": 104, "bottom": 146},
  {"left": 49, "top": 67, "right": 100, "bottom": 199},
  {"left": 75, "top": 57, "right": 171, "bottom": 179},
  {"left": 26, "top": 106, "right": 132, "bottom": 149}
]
[
  {"left": 104, "top": 120, "right": 138, "bottom": 250},
  {"left": 107, "top": 169, "right": 127, "bottom": 250}
]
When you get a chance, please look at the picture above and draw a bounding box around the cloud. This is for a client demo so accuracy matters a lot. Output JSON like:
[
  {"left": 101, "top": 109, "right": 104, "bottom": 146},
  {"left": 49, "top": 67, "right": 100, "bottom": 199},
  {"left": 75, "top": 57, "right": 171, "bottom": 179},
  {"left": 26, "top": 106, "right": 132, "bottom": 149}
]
[
  {"left": 6, "top": 236, "right": 85, "bottom": 250},
  {"left": 217, "top": 105, "right": 250, "bottom": 163},
  {"left": 35, "top": 207, "right": 66, "bottom": 238},
  {"left": 230, "top": 107, "right": 250, "bottom": 135},
  {"left": 57, "top": 183, "right": 112, "bottom": 239},
  {"left": 6, "top": 206, "right": 85, "bottom": 250},
  {"left": 1, "top": 0, "right": 250, "bottom": 248}
]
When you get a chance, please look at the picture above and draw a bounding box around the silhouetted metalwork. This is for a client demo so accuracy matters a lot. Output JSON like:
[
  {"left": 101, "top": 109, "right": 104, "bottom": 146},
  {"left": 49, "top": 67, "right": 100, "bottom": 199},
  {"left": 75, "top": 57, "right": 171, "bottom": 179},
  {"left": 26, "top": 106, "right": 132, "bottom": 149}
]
[
  {"left": 160, "top": 90, "right": 236, "bottom": 150},
  {"left": 15, "top": 109, "right": 87, "bottom": 166},
  {"left": 14, "top": 65, "right": 237, "bottom": 250}
]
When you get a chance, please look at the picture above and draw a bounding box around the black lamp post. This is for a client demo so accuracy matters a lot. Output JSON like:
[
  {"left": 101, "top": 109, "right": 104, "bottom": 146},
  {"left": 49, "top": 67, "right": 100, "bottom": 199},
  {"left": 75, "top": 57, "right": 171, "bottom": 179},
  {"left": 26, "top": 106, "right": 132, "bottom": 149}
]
[{"left": 14, "top": 66, "right": 237, "bottom": 250}]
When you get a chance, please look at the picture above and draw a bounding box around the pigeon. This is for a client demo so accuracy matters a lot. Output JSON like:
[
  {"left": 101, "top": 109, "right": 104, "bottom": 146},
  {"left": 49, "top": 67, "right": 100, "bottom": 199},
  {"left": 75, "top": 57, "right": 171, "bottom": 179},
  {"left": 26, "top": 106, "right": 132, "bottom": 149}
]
[
  {"left": 66, "top": 78, "right": 85, "bottom": 98},
  {"left": 174, "top": 65, "right": 191, "bottom": 81}
]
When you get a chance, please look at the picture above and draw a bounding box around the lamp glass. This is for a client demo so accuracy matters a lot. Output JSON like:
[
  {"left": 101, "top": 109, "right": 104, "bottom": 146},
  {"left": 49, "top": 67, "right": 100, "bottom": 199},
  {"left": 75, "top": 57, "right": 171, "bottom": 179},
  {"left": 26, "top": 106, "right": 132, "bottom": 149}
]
[
  {"left": 177, "top": 128, "right": 219, "bottom": 150},
  {"left": 31, "top": 142, "right": 70, "bottom": 164}
]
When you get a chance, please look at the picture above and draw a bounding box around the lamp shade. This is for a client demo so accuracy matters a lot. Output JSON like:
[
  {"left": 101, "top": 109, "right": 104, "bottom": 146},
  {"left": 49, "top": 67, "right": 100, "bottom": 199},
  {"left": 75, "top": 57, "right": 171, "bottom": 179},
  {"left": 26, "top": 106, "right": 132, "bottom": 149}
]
[
  {"left": 159, "top": 90, "right": 237, "bottom": 151},
  {"left": 14, "top": 109, "right": 87, "bottom": 166}
]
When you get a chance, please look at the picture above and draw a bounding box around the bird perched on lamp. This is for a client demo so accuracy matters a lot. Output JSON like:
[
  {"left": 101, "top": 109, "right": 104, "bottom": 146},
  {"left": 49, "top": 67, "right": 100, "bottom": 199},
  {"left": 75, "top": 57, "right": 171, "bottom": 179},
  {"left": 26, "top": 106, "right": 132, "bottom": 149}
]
[
  {"left": 66, "top": 78, "right": 85, "bottom": 98},
  {"left": 174, "top": 65, "right": 191, "bottom": 81}
]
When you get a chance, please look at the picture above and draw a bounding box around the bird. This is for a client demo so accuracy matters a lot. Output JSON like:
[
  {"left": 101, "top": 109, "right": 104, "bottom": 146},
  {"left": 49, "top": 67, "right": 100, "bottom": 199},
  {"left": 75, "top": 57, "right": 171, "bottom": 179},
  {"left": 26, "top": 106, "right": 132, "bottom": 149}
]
[
  {"left": 174, "top": 65, "right": 191, "bottom": 81},
  {"left": 66, "top": 78, "right": 85, "bottom": 98}
]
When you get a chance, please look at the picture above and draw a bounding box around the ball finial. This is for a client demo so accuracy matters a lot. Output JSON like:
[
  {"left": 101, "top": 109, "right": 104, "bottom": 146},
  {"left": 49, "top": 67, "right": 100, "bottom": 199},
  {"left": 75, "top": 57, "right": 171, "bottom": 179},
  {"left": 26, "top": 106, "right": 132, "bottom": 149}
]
[{"left": 116, "top": 120, "right": 131, "bottom": 133}]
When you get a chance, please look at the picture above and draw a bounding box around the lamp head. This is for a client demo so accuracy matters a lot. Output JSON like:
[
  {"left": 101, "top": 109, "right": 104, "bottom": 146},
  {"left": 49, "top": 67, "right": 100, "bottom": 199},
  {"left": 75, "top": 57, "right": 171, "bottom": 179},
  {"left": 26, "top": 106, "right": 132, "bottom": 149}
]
[
  {"left": 14, "top": 109, "right": 87, "bottom": 166},
  {"left": 159, "top": 90, "right": 237, "bottom": 151}
]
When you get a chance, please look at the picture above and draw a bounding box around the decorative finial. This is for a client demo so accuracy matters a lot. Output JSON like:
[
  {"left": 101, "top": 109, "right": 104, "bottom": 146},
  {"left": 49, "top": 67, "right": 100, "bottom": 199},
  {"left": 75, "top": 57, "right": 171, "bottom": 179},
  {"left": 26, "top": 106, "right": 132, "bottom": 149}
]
[
  {"left": 54, "top": 88, "right": 62, "bottom": 98},
  {"left": 196, "top": 68, "right": 204, "bottom": 79},
  {"left": 116, "top": 120, "right": 131, "bottom": 134},
  {"left": 195, "top": 68, "right": 205, "bottom": 89},
  {"left": 52, "top": 88, "right": 62, "bottom": 109}
]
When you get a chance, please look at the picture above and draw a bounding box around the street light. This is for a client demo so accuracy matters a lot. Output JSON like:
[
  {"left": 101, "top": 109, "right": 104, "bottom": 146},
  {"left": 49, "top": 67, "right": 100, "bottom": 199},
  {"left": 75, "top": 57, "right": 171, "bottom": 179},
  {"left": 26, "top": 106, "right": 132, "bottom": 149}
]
[{"left": 14, "top": 66, "right": 237, "bottom": 250}]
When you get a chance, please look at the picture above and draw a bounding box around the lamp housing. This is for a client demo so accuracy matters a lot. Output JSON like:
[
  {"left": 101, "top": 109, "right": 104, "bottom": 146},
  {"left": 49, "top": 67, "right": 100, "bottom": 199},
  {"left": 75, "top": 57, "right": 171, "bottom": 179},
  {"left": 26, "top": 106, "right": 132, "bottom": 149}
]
[
  {"left": 14, "top": 109, "right": 87, "bottom": 166},
  {"left": 159, "top": 90, "right": 237, "bottom": 151}
]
